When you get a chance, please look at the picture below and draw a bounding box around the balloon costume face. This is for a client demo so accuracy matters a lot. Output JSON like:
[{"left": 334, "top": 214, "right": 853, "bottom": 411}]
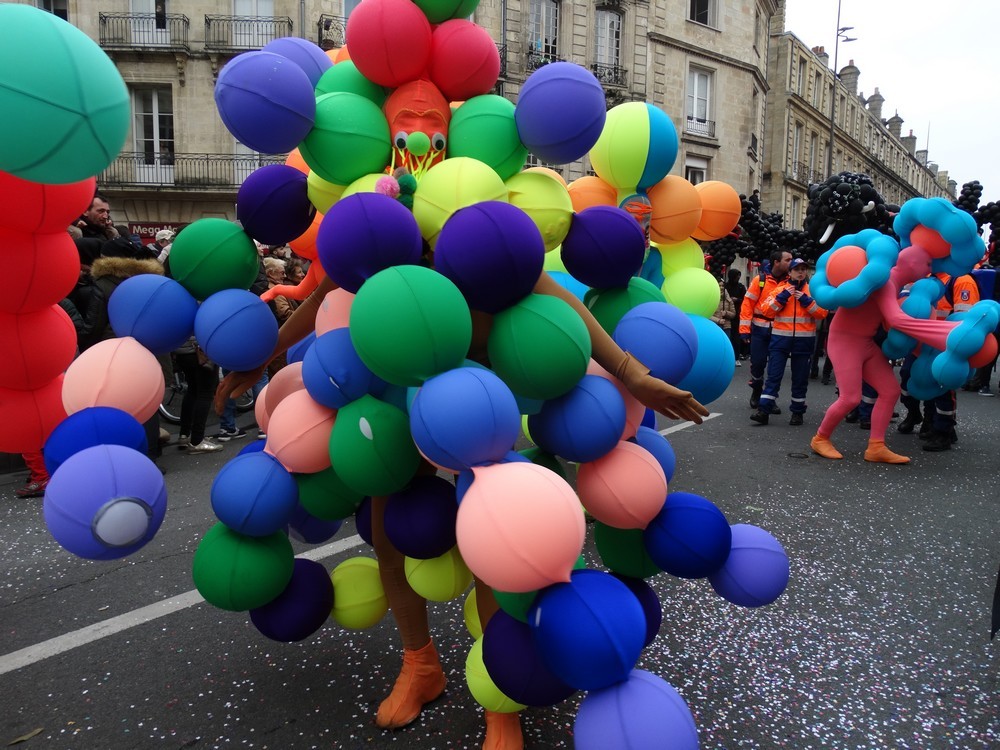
[{"left": 384, "top": 80, "right": 451, "bottom": 179}]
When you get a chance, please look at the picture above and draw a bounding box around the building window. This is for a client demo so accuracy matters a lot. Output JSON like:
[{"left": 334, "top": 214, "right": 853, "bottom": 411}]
[
  {"left": 809, "top": 132, "right": 818, "bottom": 175},
  {"left": 791, "top": 195, "right": 801, "bottom": 228},
  {"left": 595, "top": 9, "right": 622, "bottom": 68},
  {"left": 343, "top": 0, "right": 362, "bottom": 16},
  {"left": 792, "top": 122, "right": 803, "bottom": 163},
  {"left": 686, "top": 66, "right": 713, "bottom": 136},
  {"left": 753, "top": 9, "right": 761, "bottom": 52},
  {"left": 132, "top": 86, "right": 174, "bottom": 184},
  {"left": 530, "top": 0, "right": 560, "bottom": 58},
  {"left": 38, "top": 0, "right": 69, "bottom": 20},
  {"left": 813, "top": 73, "right": 822, "bottom": 108},
  {"left": 796, "top": 58, "right": 806, "bottom": 97},
  {"left": 689, "top": 0, "right": 716, "bottom": 27},
  {"left": 685, "top": 156, "right": 708, "bottom": 184}
]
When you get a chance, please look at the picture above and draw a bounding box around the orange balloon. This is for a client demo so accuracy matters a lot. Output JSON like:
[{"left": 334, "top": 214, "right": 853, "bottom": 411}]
[
  {"left": 691, "top": 181, "right": 741, "bottom": 241},
  {"left": 285, "top": 148, "right": 310, "bottom": 175},
  {"left": 567, "top": 175, "right": 617, "bottom": 213},
  {"left": 289, "top": 210, "right": 323, "bottom": 260},
  {"left": 646, "top": 175, "right": 703, "bottom": 243},
  {"left": 970, "top": 333, "right": 998, "bottom": 369},
  {"left": 315, "top": 288, "right": 356, "bottom": 335},
  {"left": 524, "top": 166, "right": 567, "bottom": 187},
  {"left": 909, "top": 225, "right": 951, "bottom": 259},
  {"left": 334, "top": 45, "right": 351, "bottom": 63},
  {"left": 825, "top": 245, "right": 868, "bottom": 287}
]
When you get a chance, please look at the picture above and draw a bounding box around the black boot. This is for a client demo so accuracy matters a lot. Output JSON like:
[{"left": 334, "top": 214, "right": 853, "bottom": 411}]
[
  {"left": 845, "top": 408, "right": 859, "bottom": 424},
  {"left": 897, "top": 411, "right": 920, "bottom": 433},
  {"left": 789, "top": 413, "right": 804, "bottom": 426},
  {"left": 750, "top": 410, "right": 769, "bottom": 425},
  {"left": 749, "top": 381, "right": 762, "bottom": 409},
  {"left": 918, "top": 419, "right": 933, "bottom": 440},
  {"left": 922, "top": 431, "right": 952, "bottom": 452}
]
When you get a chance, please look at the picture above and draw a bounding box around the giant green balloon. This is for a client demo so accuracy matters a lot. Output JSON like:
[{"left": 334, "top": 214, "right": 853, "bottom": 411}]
[
  {"left": 314, "top": 61, "right": 388, "bottom": 107},
  {"left": 192, "top": 523, "right": 294, "bottom": 611},
  {"left": 412, "top": 0, "right": 481, "bottom": 23},
  {"left": 350, "top": 265, "right": 472, "bottom": 386},
  {"left": 300, "top": 91, "right": 390, "bottom": 186},
  {"left": 295, "top": 465, "right": 365, "bottom": 521},
  {"left": 593, "top": 522, "right": 662, "bottom": 579},
  {"left": 168, "top": 219, "right": 260, "bottom": 300},
  {"left": 488, "top": 293, "right": 591, "bottom": 400},
  {"left": 448, "top": 96, "right": 527, "bottom": 182},
  {"left": 661, "top": 266, "right": 721, "bottom": 317},
  {"left": 329, "top": 394, "right": 420, "bottom": 496},
  {"left": 583, "top": 277, "right": 666, "bottom": 336},
  {"left": 0, "top": 5, "right": 130, "bottom": 183}
]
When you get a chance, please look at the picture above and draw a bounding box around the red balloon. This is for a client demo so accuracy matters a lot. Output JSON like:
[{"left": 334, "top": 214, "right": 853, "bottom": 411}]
[
  {"left": 0, "top": 228, "right": 80, "bottom": 313},
  {"left": 0, "top": 306, "right": 77, "bottom": 390},
  {"left": 428, "top": 20, "right": 501, "bottom": 102},
  {"left": 0, "top": 171, "right": 96, "bottom": 234},
  {"left": 0, "top": 376, "right": 67, "bottom": 453},
  {"left": 345, "top": 0, "right": 432, "bottom": 87}
]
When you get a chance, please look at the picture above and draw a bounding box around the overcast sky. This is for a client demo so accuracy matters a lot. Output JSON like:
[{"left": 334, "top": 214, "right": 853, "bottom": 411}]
[{"left": 783, "top": 0, "right": 998, "bottom": 205}]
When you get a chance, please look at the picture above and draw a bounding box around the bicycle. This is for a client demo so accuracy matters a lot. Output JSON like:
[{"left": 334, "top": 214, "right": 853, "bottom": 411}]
[{"left": 159, "top": 356, "right": 254, "bottom": 424}]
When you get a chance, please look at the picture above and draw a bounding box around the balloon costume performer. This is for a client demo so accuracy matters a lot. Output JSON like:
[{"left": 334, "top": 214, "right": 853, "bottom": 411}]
[
  {"left": 807, "top": 197, "right": 1000, "bottom": 463},
  {"left": 3, "top": 3, "right": 792, "bottom": 750}
]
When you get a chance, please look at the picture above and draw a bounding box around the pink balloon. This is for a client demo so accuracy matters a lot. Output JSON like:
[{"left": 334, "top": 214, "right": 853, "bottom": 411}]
[
  {"left": 62, "top": 337, "right": 164, "bottom": 422},
  {"left": 261, "top": 361, "right": 306, "bottom": 432},
  {"left": 264, "top": 389, "right": 336, "bottom": 473},
  {"left": 586, "top": 360, "right": 644, "bottom": 440},
  {"left": 456, "top": 462, "right": 585, "bottom": 593},
  {"left": 315, "top": 289, "right": 354, "bottom": 336},
  {"left": 0, "top": 376, "right": 67, "bottom": 453},
  {"left": 576, "top": 441, "right": 667, "bottom": 529},
  {"left": 0, "top": 305, "right": 77, "bottom": 390}
]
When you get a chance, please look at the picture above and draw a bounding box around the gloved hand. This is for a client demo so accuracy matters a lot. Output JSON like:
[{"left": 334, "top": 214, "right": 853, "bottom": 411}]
[
  {"left": 776, "top": 289, "right": 791, "bottom": 304},
  {"left": 740, "top": 333, "right": 751, "bottom": 343},
  {"left": 799, "top": 293, "right": 813, "bottom": 307},
  {"left": 615, "top": 352, "right": 710, "bottom": 424}
]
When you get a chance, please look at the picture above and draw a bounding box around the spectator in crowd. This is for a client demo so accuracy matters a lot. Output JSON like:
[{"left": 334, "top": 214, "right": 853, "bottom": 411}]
[
  {"left": 740, "top": 249, "right": 792, "bottom": 410},
  {"left": 286, "top": 258, "right": 307, "bottom": 286},
  {"left": 76, "top": 192, "right": 118, "bottom": 241},
  {"left": 710, "top": 272, "right": 738, "bottom": 364},
  {"left": 725, "top": 268, "right": 747, "bottom": 359},
  {"left": 173, "top": 336, "right": 224, "bottom": 454},
  {"left": 151, "top": 229, "right": 175, "bottom": 264}
]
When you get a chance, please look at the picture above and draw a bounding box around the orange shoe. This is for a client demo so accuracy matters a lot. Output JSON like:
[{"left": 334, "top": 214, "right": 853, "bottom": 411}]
[
  {"left": 375, "top": 641, "right": 447, "bottom": 729},
  {"left": 810, "top": 433, "right": 843, "bottom": 460},
  {"left": 864, "top": 439, "right": 910, "bottom": 464},
  {"left": 483, "top": 710, "right": 523, "bottom": 750}
]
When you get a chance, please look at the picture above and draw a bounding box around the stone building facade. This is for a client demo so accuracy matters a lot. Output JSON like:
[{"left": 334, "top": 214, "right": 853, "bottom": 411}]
[{"left": 762, "top": 2, "right": 953, "bottom": 230}]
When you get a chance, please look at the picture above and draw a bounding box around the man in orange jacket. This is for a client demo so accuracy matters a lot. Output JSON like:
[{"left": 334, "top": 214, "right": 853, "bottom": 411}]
[
  {"left": 750, "top": 258, "right": 827, "bottom": 425},
  {"left": 740, "top": 249, "right": 792, "bottom": 409}
]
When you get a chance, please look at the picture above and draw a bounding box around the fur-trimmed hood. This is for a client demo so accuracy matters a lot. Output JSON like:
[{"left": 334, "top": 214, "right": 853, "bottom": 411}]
[{"left": 90, "top": 256, "right": 164, "bottom": 280}]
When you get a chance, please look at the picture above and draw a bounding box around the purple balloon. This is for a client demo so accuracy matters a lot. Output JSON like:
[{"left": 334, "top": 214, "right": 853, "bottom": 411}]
[
  {"left": 262, "top": 37, "right": 332, "bottom": 87},
  {"left": 237, "top": 165, "right": 315, "bottom": 246},
  {"left": 287, "top": 504, "right": 344, "bottom": 544},
  {"left": 354, "top": 497, "right": 373, "bottom": 546},
  {"left": 613, "top": 301, "right": 698, "bottom": 385},
  {"left": 575, "top": 670, "right": 699, "bottom": 750},
  {"left": 383, "top": 475, "right": 457, "bottom": 559},
  {"left": 43, "top": 406, "right": 148, "bottom": 476},
  {"left": 435, "top": 202, "right": 545, "bottom": 313},
  {"left": 215, "top": 51, "right": 316, "bottom": 154},
  {"left": 482, "top": 610, "right": 577, "bottom": 707},
  {"left": 514, "top": 62, "right": 607, "bottom": 165},
  {"left": 316, "top": 193, "right": 422, "bottom": 293},
  {"left": 709, "top": 524, "right": 790, "bottom": 607},
  {"left": 249, "top": 558, "right": 334, "bottom": 642},
  {"left": 560, "top": 206, "right": 646, "bottom": 289}
]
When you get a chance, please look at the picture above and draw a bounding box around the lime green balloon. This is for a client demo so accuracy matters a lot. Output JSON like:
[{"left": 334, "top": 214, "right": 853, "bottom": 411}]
[
  {"left": 0, "top": 4, "right": 130, "bottom": 183},
  {"left": 404, "top": 547, "right": 473, "bottom": 602},
  {"left": 412, "top": 0, "right": 481, "bottom": 23},
  {"left": 448, "top": 96, "right": 527, "bottom": 182},
  {"left": 340, "top": 172, "right": 384, "bottom": 199},
  {"left": 464, "top": 588, "right": 483, "bottom": 639},
  {"left": 294, "top": 465, "right": 365, "bottom": 521},
  {"left": 350, "top": 265, "right": 472, "bottom": 386},
  {"left": 314, "top": 61, "right": 387, "bottom": 107},
  {"left": 300, "top": 92, "right": 390, "bottom": 185},
  {"left": 168, "top": 219, "right": 260, "bottom": 300},
  {"left": 330, "top": 556, "right": 388, "bottom": 629},
  {"left": 307, "top": 171, "right": 346, "bottom": 214},
  {"left": 543, "top": 248, "right": 568, "bottom": 272},
  {"left": 192, "top": 523, "right": 294, "bottom": 611},
  {"left": 661, "top": 266, "right": 721, "bottom": 317},
  {"left": 465, "top": 638, "right": 528, "bottom": 713},
  {"left": 583, "top": 277, "right": 666, "bottom": 336},
  {"left": 329, "top": 394, "right": 420, "bottom": 496},
  {"left": 593, "top": 522, "right": 662, "bottom": 579},
  {"left": 658, "top": 238, "right": 705, "bottom": 277},
  {"left": 412, "top": 157, "right": 508, "bottom": 246},
  {"left": 589, "top": 102, "right": 652, "bottom": 190},
  {"left": 505, "top": 171, "right": 574, "bottom": 252},
  {"left": 488, "top": 293, "right": 591, "bottom": 400}
]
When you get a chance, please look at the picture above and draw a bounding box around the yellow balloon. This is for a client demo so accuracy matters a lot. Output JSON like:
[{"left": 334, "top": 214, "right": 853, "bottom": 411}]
[
  {"left": 404, "top": 547, "right": 473, "bottom": 602},
  {"left": 413, "top": 157, "right": 508, "bottom": 247},
  {"left": 307, "top": 170, "right": 346, "bottom": 214},
  {"left": 505, "top": 170, "right": 574, "bottom": 252},
  {"left": 656, "top": 238, "right": 705, "bottom": 277},
  {"left": 661, "top": 267, "right": 720, "bottom": 317},
  {"left": 465, "top": 637, "right": 527, "bottom": 713},
  {"left": 340, "top": 172, "right": 384, "bottom": 200},
  {"left": 330, "top": 557, "right": 388, "bottom": 630},
  {"left": 464, "top": 588, "right": 483, "bottom": 639},
  {"left": 542, "top": 248, "right": 568, "bottom": 273}
]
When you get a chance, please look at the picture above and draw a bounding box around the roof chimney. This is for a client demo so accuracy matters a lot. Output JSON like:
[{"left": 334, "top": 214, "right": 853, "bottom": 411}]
[
  {"left": 867, "top": 87, "right": 885, "bottom": 120},
  {"left": 901, "top": 129, "right": 917, "bottom": 155},
  {"left": 886, "top": 111, "right": 904, "bottom": 139},
  {"left": 838, "top": 59, "right": 860, "bottom": 95},
  {"left": 812, "top": 45, "right": 829, "bottom": 66}
]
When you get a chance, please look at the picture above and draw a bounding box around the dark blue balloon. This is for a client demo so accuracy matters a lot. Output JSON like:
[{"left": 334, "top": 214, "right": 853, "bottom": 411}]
[
  {"left": 302, "top": 328, "right": 384, "bottom": 409},
  {"left": 613, "top": 301, "right": 698, "bottom": 385},
  {"left": 238, "top": 440, "right": 267, "bottom": 456},
  {"left": 640, "top": 407, "right": 657, "bottom": 429},
  {"left": 435, "top": 202, "right": 544, "bottom": 314},
  {"left": 383, "top": 475, "right": 457, "bottom": 559},
  {"left": 560, "top": 206, "right": 646, "bottom": 289},
  {"left": 211, "top": 452, "right": 299, "bottom": 537},
  {"left": 287, "top": 330, "right": 316, "bottom": 365},
  {"left": 262, "top": 37, "right": 332, "bottom": 87},
  {"left": 643, "top": 492, "right": 731, "bottom": 579},
  {"left": 354, "top": 496, "right": 373, "bottom": 546},
  {"left": 612, "top": 574, "right": 662, "bottom": 648},
  {"left": 287, "top": 504, "right": 344, "bottom": 545},
  {"left": 249, "top": 558, "right": 334, "bottom": 642},
  {"left": 528, "top": 569, "right": 646, "bottom": 691},
  {"left": 409, "top": 367, "right": 520, "bottom": 472},
  {"left": 527, "top": 375, "right": 625, "bottom": 463},
  {"left": 633, "top": 426, "right": 676, "bottom": 482},
  {"left": 43, "top": 406, "right": 148, "bottom": 476},
  {"left": 109, "top": 275, "right": 197, "bottom": 355},
  {"left": 456, "top": 450, "right": 529, "bottom": 504},
  {"left": 708, "top": 524, "right": 789, "bottom": 608},
  {"left": 237, "top": 164, "right": 315, "bottom": 246},
  {"left": 482, "top": 610, "right": 577, "bottom": 707},
  {"left": 195, "top": 289, "right": 279, "bottom": 372}
]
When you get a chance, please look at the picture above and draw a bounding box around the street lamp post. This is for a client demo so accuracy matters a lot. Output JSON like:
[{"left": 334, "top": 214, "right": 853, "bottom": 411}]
[{"left": 826, "top": 0, "right": 856, "bottom": 177}]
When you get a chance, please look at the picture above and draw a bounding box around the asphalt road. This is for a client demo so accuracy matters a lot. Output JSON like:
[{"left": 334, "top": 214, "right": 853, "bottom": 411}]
[{"left": 1, "top": 372, "right": 997, "bottom": 750}]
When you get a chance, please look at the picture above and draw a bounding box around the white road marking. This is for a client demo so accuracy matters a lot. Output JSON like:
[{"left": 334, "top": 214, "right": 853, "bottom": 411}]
[{"left": 659, "top": 412, "right": 721, "bottom": 435}]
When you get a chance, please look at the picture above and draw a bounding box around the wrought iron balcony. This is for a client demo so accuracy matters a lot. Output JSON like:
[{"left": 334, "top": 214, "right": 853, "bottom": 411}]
[
  {"left": 98, "top": 13, "right": 190, "bottom": 51},
  {"left": 317, "top": 14, "right": 347, "bottom": 50},
  {"left": 749, "top": 132, "right": 759, "bottom": 156},
  {"left": 790, "top": 161, "right": 824, "bottom": 185},
  {"left": 526, "top": 49, "right": 564, "bottom": 72},
  {"left": 497, "top": 44, "right": 507, "bottom": 79},
  {"left": 591, "top": 62, "right": 627, "bottom": 88},
  {"left": 685, "top": 116, "right": 716, "bottom": 138},
  {"left": 99, "top": 152, "right": 285, "bottom": 190},
  {"left": 204, "top": 15, "right": 293, "bottom": 52}
]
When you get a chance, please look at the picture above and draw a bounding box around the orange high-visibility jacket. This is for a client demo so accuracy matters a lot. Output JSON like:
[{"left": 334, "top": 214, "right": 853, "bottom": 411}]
[
  {"left": 739, "top": 272, "right": 781, "bottom": 335},
  {"left": 933, "top": 272, "right": 980, "bottom": 319},
  {"left": 764, "top": 280, "right": 827, "bottom": 336}
]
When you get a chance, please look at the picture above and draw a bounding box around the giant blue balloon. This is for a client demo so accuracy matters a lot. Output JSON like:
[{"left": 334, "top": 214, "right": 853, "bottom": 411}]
[
  {"left": 676, "top": 314, "right": 736, "bottom": 404},
  {"left": 383, "top": 475, "right": 458, "bottom": 559},
  {"left": 632, "top": 425, "right": 676, "bottom": 482},
  {"left": 194, "top": 289, "right": 279, "bottom": 372},
  {"left": 527, "top": 374, "right": 625, "bottom": 463},
  {"left": 249, "top": 558, "right": 335, "bottom": 642},
  {"left": 643, "top": 491, "right": 731, "bottom": 579},
  {"left": 709, "top": 524, "right": 790, "bottom": 608},
  {"left": 109, "top": 275, "right": 197, "bottom": 355},
  {"left": 237, "top": 164, "right": 315, "bottom": 246},
  {"left": 302, "top": 328, "right": 385, "bottom": 409},
  {"left": 43, "top": 406, "right": 148, "bottom": 476},
  {"left": 211, "top": 452, "right": 299, "bottom": 537},
  {"left": 613, "top": 301, "right": 698, "bottom": 385}
]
